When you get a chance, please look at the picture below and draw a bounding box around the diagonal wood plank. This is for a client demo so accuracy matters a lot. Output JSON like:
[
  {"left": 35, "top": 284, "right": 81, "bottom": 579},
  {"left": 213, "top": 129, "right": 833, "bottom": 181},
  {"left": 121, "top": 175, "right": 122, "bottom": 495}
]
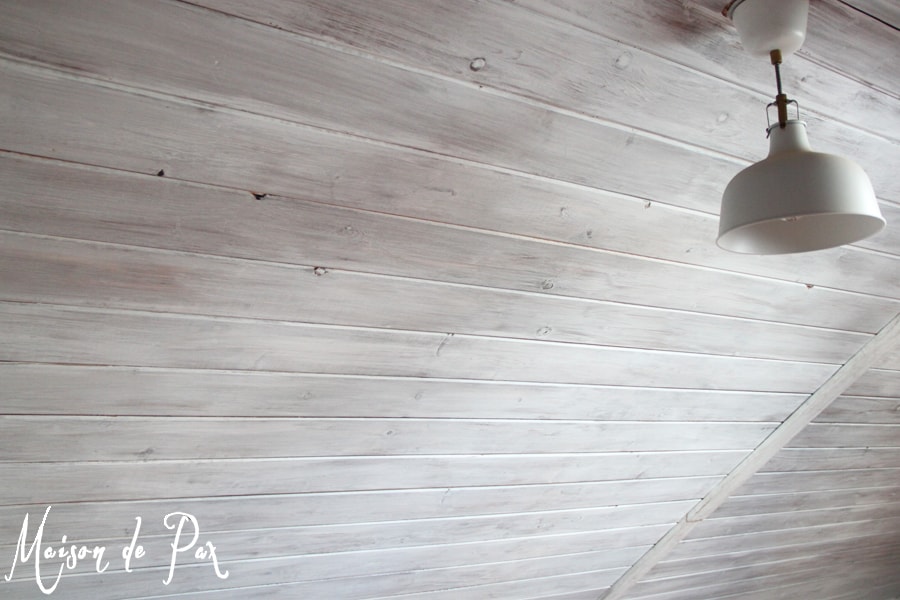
[{"left": 599, "top": 310, "right": 900, "bottom": 600}]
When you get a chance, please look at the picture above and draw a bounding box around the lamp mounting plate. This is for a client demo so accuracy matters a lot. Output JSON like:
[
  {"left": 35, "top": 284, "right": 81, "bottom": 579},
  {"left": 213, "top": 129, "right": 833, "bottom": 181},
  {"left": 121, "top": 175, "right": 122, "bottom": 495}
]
[{"left": 724, "top": 0, "right": 809, "bottom": 58}]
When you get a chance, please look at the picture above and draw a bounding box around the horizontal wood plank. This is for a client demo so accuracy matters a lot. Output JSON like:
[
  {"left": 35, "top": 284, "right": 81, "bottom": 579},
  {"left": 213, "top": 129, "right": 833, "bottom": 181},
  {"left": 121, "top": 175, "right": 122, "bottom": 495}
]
[
  {"left": 788, "top": 423, "right": 900, "bottom": 448},
  {"left": 0, "top": 415, "right": 776, "bottom": 461},
  {"left": 647, "top": 535, "right": 900, "bottom": 581},
  {"left": 761, "top": 448, "right": 900, "bottom": 472},
  {"left": 0, "top": 303, "right": 838, "bottom": 392},
  {"left": 846, "top": 0, "right": 900, "bottom": 28},
  {"left": 815, "top": 396, "right": 900, "bottom": 423},
  {"left": 0, "top": 490, "right": 696, "bottom": 549},
  {"left": 735, "top": 469, "right": 900, "bottom": 495},
  {"left": 0, "top": 364, "right": 805, "bottom": 422},
  {"left": 187, "top": 0, "right": 900, "bottom": 203},
  {"left": 2, "top": 554, "right": 627, "bottom": 600},
  {"left": 624, "top": 559, "right": 900, "bottom": 600},
  {"left": 668, "top": 515, "right": 900, "bottom": 558},
  {"left": 1, "top": 503, "right": 690, "bottom": 578},
  {"left": 0, "top": 231, "right": 872, "bottom": 363},
  {"left": 713, "top": 487, "right": 900, "bottom": 518},
  {"left": 689, "top": 502, "right": 900, "bottom": 539},
  {"left": 0, "top": 13, "right": 742, "bottom": 215},
  {"left": 519, "top": 0, "right": 900, "bottom": 135},
  {"left": 0, "top": 452, "right": 745, "bottom": 505},
  {"left": 0, "top": 1, "right": 897, "bottom": 599},
  {"left": 844, "top": 368, "right": 900, "bottom": 397},
  {"left": 1, "top": 75, "right": 898, "bottom": 305},
  {"left": 4, "top": 0, "right": 896, "bottom": 209},
  {"left": 2, "top": 565, "right": 621, "bottom": 600},
  {"left": 631, "top": 542, "right": 900, "bottom": 598},
  {"left": 0, "top": 156, "right": 895, "bottom": 336}
]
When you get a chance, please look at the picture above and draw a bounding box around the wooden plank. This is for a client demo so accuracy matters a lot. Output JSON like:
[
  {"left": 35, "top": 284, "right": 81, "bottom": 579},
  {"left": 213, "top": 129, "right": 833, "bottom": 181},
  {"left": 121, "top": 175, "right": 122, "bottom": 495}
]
[
  {"left": 0, "top": 364, "right": 806, "bottom": 422},
  {"left": 0, "top": 564, "right": 620, "bottom": 600},
  {"left": 0, "top": 503, "right": 690, "bottom": 577},
  {"left": 2, "top": 154, "right": 897, "bottom": 335},
  {"left": 761, "top": 448, "right": 900, "bottom": 471},
  {"left": 737, "top": 469, "right": 900, "bottom": 495},
  {"left": 599, "top": 311, "right": 900, "bottom": 600},
  {"left": 0, "top": 231, "right": 871, "bottom": 364},
  {"left": 603, "top": 315, "right": 900, "bottom": 600},
  {"left": 648, "top": 535, "right": 900, "bottom": 580},
  {"left": 0, "top": 415, "right": 775, "bottom": 462},
  {"left": 877, "top": 345, "right": 900, "bottom": 370},
  {"left": 0, "top": 489, "right": 696, "bottom": 549},
  {"left": 667, "top": 515, "right": 900, "bottom": 558},
  {"left": 186, "top": 0, "right": 900, "bottom": 200},
  {"left": 704, "top": 575, "right": 900, "bottom": 600},
  {"left": 623, "top": 560, "right": 900, "bottom": 600},
  {"left": 2, "top": 58, "right": 898, "bottom": 304},
  {"left": 6, "top": 0, "right": 896, "bottom": 210},
  {"left": 845, "top": 368, "right": 900, "bottom": 397},
  {"left": 0, "top": 4, "right": 744, "bottom": 215},
  {"left": 689, "top": 502, "right": 900, "bottom": 539},
  {"left": 1, "top": 553, "right": 627, "bottom": 600},
  {"left": 0, "top": 303, "right": 837, "bottom": 392},
  {"left": 358, "top": 569, "right": 621, "bottom": 600},
  {"left": 806, "top": 0, "right": 900, "bottom": 85},
  {"left": 528, "top": 592, "right": 603, "bottom": 600},
  {"left": 518, "top": 0, "right": 900, "bottom": 129},
  {"left": 861, "top": 202, "right": 900, "bottom": 256},
  {"left": 0, "top": 512, "right": 669, "bottom": 597},
  {"left": 816, "top": 396, "right": 900, "bottom": 424},
  {"left": 631, "top": 543, "right": 900, "bottom": 598},
  {"left": 788, "top": 423, "right": 900, "bottom": 448},
  {"left": 713, "top": 487, "right": 900, "bottom": 518},
  {"left": 0, "top": 453, "right": 745, "bottom": 505},
  {"left": 847, "top": 1, "right": 900, "bottom": 27}
]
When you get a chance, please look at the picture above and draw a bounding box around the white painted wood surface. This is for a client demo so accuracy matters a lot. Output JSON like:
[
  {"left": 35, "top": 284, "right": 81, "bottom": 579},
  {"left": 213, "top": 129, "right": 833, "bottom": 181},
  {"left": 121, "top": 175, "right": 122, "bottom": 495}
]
[{"left": 0, "top": 1, "right": 897, "bottom": 599}]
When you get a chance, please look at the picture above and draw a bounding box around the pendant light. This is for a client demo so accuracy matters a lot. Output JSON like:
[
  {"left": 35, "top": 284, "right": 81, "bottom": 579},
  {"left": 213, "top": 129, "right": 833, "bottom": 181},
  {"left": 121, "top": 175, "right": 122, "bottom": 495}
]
[{"left": 717, "top": 0, "right": 885, "bottom": 254}]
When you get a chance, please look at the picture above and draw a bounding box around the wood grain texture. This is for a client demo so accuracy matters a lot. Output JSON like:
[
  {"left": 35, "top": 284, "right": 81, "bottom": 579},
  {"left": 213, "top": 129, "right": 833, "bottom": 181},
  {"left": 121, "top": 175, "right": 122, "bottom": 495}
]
[
  {"left": 0, "top": 454, "right": 744, "bottom": 505},
  {"left": 1, "top": 564, "right": 625, "bottom": 600},
  {"left": 0, "top": 364, "right": 804, "bottom": 422},
  {"left": 0, "top": 1, "right": 897, "bottom": 598},
  {"left": 2, "top": 153, "right": 897, "bottom": 334},
  {"left": 647, "top": 535, "right": 900, "bottom": 580},
  {"left": 688, "top": 502, "right": 900, "bottom": 539},
  {"left": 186, "top": 0, "right": 900, "bottom": 199},
  {"left": 0, "top": 482, "right": 721, "bottom": 541},
  {"left": 622, "top": 561, "right": 900, "bottom": 600},
  {"left": 601, "top": 312, "right": 900, "bottom": 600},
  {"left": 736, "top": 469, "right": 900, "bottom": 495},
  {"left": 845, "top": 368, "right": 900, "bottom": 397},
  {"left": 0, "top": 415, "right": 776, "bottom": 461},
  {"left": 1, "top": 46, "right": 898, "bottom": 297},
  {"left": 0, "top": 230, "right": 871, "bottom": 363},
  {"left": 0, "top": 302, "right": 838, "bottom": 392},
  {"left": 629, "top": 543, "right": 900, "bottom": 598},
  {"left": 761, "top": 447, "right": 900, "bottom": 471},
  {"left": 1, "top": 558, "right": 628, "bottom": 600},
  {"left": 670, "top": 515, "right": 900, "bottom": 557},
  {"left": 713, "top": 487, "right": 900, "bottom": 518},
  {"left": 0, "top": 503, "right": 688, "bottom": 577},
  {"left": 0, "top": 4, "right": 745, "bottom": 211},
  {"left": 816, "top": 395, "right": 900, "bottom": 423},
  {"left": 522, "top": 0, "right": 900, "bottom": 126}
]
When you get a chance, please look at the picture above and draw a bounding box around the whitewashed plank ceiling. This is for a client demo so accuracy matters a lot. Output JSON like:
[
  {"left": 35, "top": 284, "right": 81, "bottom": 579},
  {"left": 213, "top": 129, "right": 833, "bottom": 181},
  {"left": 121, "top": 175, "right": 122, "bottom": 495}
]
[{"left": 0, "top": 1, "right": 898, "bottom": 598}]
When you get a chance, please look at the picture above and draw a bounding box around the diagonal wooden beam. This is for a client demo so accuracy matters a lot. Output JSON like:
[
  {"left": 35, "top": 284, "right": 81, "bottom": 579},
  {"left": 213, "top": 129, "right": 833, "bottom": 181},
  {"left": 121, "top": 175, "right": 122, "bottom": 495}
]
[{"left": 600, "top": 311, "right": 900, "bottom": 600}]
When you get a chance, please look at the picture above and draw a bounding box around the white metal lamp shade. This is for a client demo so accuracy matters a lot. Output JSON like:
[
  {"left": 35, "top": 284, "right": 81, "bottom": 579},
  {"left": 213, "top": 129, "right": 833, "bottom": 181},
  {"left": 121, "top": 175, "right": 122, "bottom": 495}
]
[
  {"left": 717, "top": 121, "right": 885, "bottom": 254},
  {"left": 726, "top": 0, "right": 809, "bottom": 57}
]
